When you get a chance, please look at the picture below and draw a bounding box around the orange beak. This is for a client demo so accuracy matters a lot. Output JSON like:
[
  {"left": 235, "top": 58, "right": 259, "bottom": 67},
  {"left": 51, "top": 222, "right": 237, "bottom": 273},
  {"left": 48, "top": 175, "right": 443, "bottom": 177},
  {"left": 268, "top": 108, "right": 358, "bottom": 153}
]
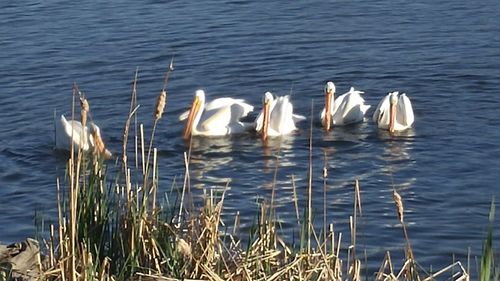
[
  {"left": 389, "top": 103, "right": 396, "bottom": 133},
  {"left": 183, "top": 96, "right": 201, "bottom": 140},
  {"left": 261, "top": 100, "right": 270, "bottom": 141},
  {"left": 323, "top": 91, "right": 332, "bottom": 131}
]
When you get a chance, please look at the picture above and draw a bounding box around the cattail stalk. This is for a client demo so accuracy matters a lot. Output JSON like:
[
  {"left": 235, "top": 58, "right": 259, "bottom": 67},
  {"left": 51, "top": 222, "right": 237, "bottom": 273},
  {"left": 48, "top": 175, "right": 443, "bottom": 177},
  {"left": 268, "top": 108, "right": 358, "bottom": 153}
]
[
  {"left": 145, "top": 89, "right": 167, "bottom": 190},
  {"left": 393, "top": 188, "right": 417, "bottom": 279},
  {"left": 307, "top": 100, "right": 313, "bottom": 254},
  {"left": 145, "top": 59, "right": 173, "bottom": 187}
]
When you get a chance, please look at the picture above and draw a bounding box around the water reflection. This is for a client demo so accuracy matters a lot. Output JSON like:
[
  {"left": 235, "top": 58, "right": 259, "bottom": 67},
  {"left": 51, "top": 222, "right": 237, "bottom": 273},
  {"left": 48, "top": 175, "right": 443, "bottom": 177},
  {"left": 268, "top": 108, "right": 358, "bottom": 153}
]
[
  {"left": 376, "top": 127, "right": 416, "bottom": 140},
  {"left": 321, "top": 121, "right": 372, "bottom": 143},
  {"left": 379, "top": 137, "right": 417, "bottom": 193},
  {"left": 187, "top": 136, "right": 235, "bottom": 190},
  {"left": 260, "top": 135, "right": 296, "bottom": 173},
  {"left": 258, "top": 135, "right": 300, "bottom": 208}
]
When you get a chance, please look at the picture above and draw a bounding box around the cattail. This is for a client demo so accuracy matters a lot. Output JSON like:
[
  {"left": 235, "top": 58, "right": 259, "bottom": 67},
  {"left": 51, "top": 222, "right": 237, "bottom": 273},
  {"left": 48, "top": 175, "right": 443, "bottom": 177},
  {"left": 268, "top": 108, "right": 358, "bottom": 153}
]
[
  {"left": 393, "top": 190, "right": 404, "bottom": 223},
  {"left": 176, "top": 237, "right": 191, "bottom": 259},
  {"left": 80, "top": 96, "right": 90, "bottom": 127},
  {"left": 80, "top": 96, "right": 89, "bottom": 112},
  {"left": 154, "top": 90, "right": 167, "bottom": 121}
]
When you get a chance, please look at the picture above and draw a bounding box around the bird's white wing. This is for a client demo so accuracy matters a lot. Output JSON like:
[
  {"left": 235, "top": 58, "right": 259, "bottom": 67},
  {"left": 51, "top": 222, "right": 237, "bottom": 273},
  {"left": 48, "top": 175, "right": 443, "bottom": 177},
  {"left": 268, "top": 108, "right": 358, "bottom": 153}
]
[
  {"left": 332, "top": 92, "right": 348, "bottom": 116},
  {"left": 320, "top": 107, "right": 326, "bottom": 122},
  {"left": 398, "top": 94, "right": 414, "bottom": 126},
  {"left": 269, "top": 96, "right": 287, "bottom": 132},
  {"left": 372, "top": 93, "right": 390, "bottom": 124},
  {"left": 230, "top": 100, "right": 254, "bottom": 120},
  {"left": 334, "top": 94, "right": 362, "bottom": 124},
  {"left": 200, "top": 99, "right": 253, "bottom": 131},
  {"left": 292, "top": 113, "right": 306, "bottom": 122},
  {"left": 254, "top": 110, "right": 264, "bottom": 131},
  {"left": 199, "top": 106, "right": 232, "bottom": 131},
  {"left": 179, "top": 97, "right": 239, "bottom": 121},
  {"left": 205, "top": 98, "right": 244, "bottom": 111}
]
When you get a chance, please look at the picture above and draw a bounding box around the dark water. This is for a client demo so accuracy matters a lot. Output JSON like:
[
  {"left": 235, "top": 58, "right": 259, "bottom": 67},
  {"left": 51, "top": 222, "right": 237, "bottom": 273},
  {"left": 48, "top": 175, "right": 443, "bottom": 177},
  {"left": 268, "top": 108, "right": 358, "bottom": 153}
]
[{"left": 1, "top": 0, "right": 500, "bottom": 275}]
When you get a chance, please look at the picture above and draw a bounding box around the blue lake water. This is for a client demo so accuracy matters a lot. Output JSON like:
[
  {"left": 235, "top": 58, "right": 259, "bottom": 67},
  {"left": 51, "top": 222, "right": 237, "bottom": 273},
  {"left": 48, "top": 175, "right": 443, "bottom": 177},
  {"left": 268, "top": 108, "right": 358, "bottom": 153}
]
[{"left": 1, "top": 0, "right": 500, "bottom": 276}]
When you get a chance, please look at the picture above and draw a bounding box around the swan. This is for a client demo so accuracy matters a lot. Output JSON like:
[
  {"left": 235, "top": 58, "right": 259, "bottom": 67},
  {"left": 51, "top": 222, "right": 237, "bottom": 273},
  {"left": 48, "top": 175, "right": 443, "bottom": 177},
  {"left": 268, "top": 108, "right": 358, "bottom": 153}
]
[
  {"left": 372, "top": 91, "right": 414, "bottom": 132},
  {"left": 255, "top": 92, "right": 306, "bottom": 140},
  {"left": 180, "top": 89, "right": 254, "bottom": 139},
  {"left": 320, "top": 81, "right": 371, "bottom": 130},
  {"left": 55, "top": 114, "right": 112, "bottom": 158}
]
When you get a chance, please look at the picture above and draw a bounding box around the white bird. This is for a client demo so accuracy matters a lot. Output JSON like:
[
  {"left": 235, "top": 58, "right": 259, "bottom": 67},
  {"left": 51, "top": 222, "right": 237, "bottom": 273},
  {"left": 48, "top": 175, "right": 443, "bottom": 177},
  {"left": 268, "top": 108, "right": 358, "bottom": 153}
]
[
  {"left": 55, "top": 114, "right": 112, "bottom": 158},
  {"left": 372, "top": 91, "right": 414, "bottom": 132},
  {"left": 320, "top": 81, "right": 371, "bottom": 130},
  {"left": 255, "top": 92, "right": 306, "bottom": 140},
  {"left": 55, "top": 114, "right": 93, "bottom": 151},
  {"left": 180, "top": 89, "right": 254, "bottom": 139}
]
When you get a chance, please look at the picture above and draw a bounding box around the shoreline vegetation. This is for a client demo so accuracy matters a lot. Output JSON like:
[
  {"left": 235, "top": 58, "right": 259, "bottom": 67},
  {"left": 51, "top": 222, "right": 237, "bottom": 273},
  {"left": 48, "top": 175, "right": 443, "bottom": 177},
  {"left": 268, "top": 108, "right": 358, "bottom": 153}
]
[{"left": 0, "top": 64, "right": 495, "bottom": 281}]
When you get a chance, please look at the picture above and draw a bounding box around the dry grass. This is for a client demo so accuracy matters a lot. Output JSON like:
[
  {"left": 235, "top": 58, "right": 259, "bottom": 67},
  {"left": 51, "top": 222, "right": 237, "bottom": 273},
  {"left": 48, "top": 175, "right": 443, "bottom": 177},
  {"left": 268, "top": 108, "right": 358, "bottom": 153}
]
[{"left": 37, "top": 66, "right": 473, "bottom": 281}]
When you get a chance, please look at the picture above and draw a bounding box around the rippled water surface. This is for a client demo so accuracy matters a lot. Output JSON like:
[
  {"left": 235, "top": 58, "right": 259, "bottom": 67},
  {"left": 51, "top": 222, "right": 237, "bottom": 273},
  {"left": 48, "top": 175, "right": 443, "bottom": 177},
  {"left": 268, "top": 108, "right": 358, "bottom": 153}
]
[{"left": 1, "top": 0, "right": 500, "bottom": 275}]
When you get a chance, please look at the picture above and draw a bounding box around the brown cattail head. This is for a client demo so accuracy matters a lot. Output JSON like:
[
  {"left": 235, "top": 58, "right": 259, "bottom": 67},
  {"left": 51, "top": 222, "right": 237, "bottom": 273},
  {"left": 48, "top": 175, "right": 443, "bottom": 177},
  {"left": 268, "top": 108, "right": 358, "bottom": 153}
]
[
  {"left": 154, "top": 90, "right": 167, "bottom": 121},
  {"left": 393, "top": 190, "right": 404, "bottom": 223},
  {"left": 80, "top": 96, "right": 90, "bottom": 112},
  {"left": 81, "top": 110, "right": 88, "bottom": 128},
  {"left": 80, "top": 97, "right": 90, "bottom": 127},
  {"left": 176, "top": 238, "right": 191, "bottom": 259}
]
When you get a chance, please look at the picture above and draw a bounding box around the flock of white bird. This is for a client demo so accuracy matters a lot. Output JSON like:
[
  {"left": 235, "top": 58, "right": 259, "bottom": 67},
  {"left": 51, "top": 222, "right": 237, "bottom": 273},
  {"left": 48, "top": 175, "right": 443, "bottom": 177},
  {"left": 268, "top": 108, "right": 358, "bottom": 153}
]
[
  {"left": 55, "top": 81, "right": 414, "bottom": 155},
  {"left": 178, "top": 81, "right": 414, "bottom": 140}
]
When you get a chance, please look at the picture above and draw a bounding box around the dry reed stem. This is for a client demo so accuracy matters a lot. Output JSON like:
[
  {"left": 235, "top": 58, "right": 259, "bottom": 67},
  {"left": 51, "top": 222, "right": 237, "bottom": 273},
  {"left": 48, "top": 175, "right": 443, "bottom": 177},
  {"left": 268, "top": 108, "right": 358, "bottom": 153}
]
[
  {"left": 375, "top": 251, "right": 395, "bottom": 280},
  {"left": 330, "top": 223, "right": 335, "bottom": 255},
  {"left": 323, "top": 151, "right": 328, "bottom": 254},
  {"left": 421, "top": 261, "right": 469, "bottom": 281},
  {"left": 56, "top": 178, "right": 64, "bottom": 258},
  {"left": 291, "top": 174, "right": 300, "bottom": 225},
  {"left": 307, "top": 100, "right": 314, "bottom": 254},
  {"left": 162, "top": 57, "right": 175, "bottom": 91},
  {"left": 152, "top": 148, "right": 158, "bottom": 213},
  {"left": 178, "top": 151, "right": 190, "bottom": 226},
  {"left": 122, "top": 104, "right": 140, "bottom": 170},
  {"left": 309, "top": 224, "right": 336, "bottom": 280},
  {"left": 233, "top": 211, "right": 240, "bottom": 237},
  {"left": 69, "top": 86, "right": 77, "bottom": 281}
]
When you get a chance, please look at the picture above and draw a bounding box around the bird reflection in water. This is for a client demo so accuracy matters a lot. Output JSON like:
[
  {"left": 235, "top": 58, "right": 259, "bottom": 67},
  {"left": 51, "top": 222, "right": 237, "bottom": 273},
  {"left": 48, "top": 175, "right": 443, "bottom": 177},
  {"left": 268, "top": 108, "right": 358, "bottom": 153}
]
[
  {"left": 261, "top": 136, "right": 296, "bottom": 175},
  {"left": 187, "top": 137, "right": 234, "bottom": 190},
  {"left": 380, "top": 138, "right": 416, "bottom": 193},
  {"left": 259, "top": 134, "right": 301, "bottom": 217}
]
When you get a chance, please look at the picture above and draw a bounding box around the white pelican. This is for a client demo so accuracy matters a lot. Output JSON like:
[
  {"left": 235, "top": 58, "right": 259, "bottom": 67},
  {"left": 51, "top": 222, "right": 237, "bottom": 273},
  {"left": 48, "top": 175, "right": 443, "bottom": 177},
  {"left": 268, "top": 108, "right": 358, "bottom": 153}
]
[
  {"left": 180, "top": 89, "right": 254, "bottom": 139},
  {"left": 320, "top": 81, "right": 371, "bottom": 130},
  {"left": 255, "top": 92, "right": 306, "bottom": 140},
  {"left": 372, "top": 91, "right": 414, "bottom": 133},
  {"left": 55, "top": 114, "right": 112, "bottom": 158}
]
